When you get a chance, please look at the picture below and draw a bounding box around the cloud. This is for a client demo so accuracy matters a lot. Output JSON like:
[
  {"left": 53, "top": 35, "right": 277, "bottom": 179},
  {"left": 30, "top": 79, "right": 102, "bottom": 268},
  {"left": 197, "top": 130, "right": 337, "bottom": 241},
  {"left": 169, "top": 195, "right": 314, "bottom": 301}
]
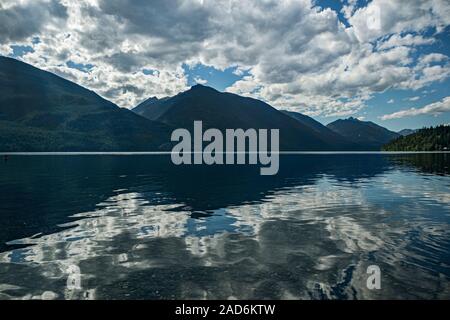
[
  {"left": 0, "top": 0, "right": 449, "bottom": 113},
  {"left": 348, "top": 0, "right": 450, "bottom": 43},
  {"left": 194, "top": 77, "right": 207, "bottom": 85},
  {"left": 418, "top": 53, "right": 448, "bottom": 65},
  {"left": 377, "top": 34, "right": 434, "bottom": 51},
  {"left": 0, "top": 44, "right": 13, "bottom": 56},
  {"left": 387, "top": 99, "right": 395, "bottom": 104},
  {"left": 405, "top": 96, "right": 420, "bottom": 102},
  {"left": 341, "top": 0, "right": 358, "bottom": 19},
  {"left": 380, "top": 96, "right": 450, "bottom": 120},
  {"left": 0, "top": 0, "right": 67, "bottom": 42}
]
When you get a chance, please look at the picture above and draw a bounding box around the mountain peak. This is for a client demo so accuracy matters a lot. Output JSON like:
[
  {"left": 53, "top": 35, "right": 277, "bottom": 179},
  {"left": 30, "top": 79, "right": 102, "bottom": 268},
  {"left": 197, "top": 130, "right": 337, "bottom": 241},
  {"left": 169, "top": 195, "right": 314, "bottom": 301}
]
[
  {"left": 398, "top": 128, "right": 417, "bottom": 136},
  {"left": 133, "top": 95, "right": 164, "bottom": 114},
  {"left": 141, "top": 96, "right": 158, "bottom": 104},
  {"left": 189, "top": 84, "right": 219, "bottom": 93}
]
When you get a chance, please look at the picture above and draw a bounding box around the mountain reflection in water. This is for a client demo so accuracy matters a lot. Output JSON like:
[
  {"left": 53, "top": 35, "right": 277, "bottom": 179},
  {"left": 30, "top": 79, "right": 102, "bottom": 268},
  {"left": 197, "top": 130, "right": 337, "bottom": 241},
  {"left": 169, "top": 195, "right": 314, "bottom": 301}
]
[{"left": 0, "top": 154, "right": 449, "bottom": 299}]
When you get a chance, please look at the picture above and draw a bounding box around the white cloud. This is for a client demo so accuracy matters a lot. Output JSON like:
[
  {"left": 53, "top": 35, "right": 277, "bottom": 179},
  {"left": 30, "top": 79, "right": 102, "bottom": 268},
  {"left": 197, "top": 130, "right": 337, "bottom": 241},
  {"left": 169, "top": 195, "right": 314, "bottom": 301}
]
[
  {"left": 377, "top": 34, "right": 434, "bottom": 51},
  {"left": 0, "top": 44, "right": 12, "bottom": 56},
  {"left": 0, "top": 0, "right": 449, "bottom": 114},
  {"left": 418, "top": 53, "right": 448, "bottom": 66},
  {"left": 405, "top": 96, "right": 421, "bottom": 102},
  {"left": 381, "top": 96, "right": 450, "bottom": 120},
  {"left": 348, "top": 0, "right": 450, "bottom": 43},
  {"left": 194, "top": 77, "right": 208, "bottom": 85},
  {"left": 387, "top": 99, "right": 395, "bottom": 104},
  {"left": 341, "top": 0, "right": 358, "bottom": 19}
]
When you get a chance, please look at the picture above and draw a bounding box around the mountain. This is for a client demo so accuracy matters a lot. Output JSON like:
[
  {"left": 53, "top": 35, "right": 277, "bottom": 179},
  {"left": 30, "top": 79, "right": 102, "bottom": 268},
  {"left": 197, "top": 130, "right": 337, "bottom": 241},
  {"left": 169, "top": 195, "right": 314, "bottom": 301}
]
[
  {"left": 132, "top": 84, "right": 358, "bottom": 151},
  {"left": 326, "top": 117, "right": 400, "bottom": 150},
  {"left": 0, "top": 57, "right": 171, "bottom": 151},
  {"left": 133, "top": 96, "right": 171, "bottom": 120},
  {"left": 137, "top": 96, "right": 159, "bottom": 107},
  {"left": 398, "top": 129, "right": 418, "bottom": 136},
  {"left": 281, "top": 110, "right": 361, "bottom": 150},
  {"left": 383, "top": 125, "right": 450, "bottom": 151},
  {"left": 0, "top": 57, "right": 406, "bottom": 152}
]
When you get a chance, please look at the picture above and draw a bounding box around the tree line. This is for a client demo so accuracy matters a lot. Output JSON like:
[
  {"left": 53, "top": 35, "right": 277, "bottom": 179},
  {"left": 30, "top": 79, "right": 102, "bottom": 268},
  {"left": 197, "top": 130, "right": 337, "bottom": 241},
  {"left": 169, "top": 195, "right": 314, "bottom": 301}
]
[{"left": 383, "top": 125, "right": 450, "bottom": 151}]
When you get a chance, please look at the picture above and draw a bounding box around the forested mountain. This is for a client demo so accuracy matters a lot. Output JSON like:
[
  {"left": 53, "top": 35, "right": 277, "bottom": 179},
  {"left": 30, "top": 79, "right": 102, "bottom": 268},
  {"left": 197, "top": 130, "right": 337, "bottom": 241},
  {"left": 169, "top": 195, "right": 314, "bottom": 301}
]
[
  {"left": 132, "top": 84, "right": 361, "bottom": 151},
  {"left": 327, "top": 117, "right": 400, "bottom": 150},
  {"left": 0, "top": 57, "right": 171, "bottom": 151},
  {"left": 382, "top": 125, "right": 450, "bottom": 151},
  {"left": 3, "top": 57, "right": 439, "bottom": 153},
  {"left": 281, "top": 110, "right": 361, "bottom": 150}
]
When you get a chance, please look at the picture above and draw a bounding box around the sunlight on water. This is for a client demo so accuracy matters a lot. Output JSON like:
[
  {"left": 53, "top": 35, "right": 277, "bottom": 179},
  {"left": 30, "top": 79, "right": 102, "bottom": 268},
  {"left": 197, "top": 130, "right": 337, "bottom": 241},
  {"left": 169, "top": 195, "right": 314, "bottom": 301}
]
[{"left": 0, "top": 154, "right": 449, "bottom": 299}]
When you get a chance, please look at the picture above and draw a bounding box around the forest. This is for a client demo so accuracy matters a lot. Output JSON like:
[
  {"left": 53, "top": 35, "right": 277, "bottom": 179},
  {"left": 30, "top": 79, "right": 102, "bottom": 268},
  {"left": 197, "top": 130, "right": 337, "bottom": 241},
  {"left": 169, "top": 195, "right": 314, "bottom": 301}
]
[{"left": 383, "top": 125, "right": 450, "bottom": 151}]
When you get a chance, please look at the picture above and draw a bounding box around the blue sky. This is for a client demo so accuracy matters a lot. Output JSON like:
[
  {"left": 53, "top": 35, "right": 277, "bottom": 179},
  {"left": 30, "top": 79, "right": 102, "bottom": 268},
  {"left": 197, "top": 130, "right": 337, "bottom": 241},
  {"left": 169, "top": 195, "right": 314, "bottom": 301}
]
[
  {"left": 178, "top": 0, "right": 450, "bottom": 131},
  {"left": 182, "top": 64, "right": 250, "bottom": 92},
  {"left": 318, "top": 26, "right": 450, "bottom": 130},
  {"left": 1, "top": 0, "right": 449, "bottom": 132},
  {"left": 176, "top": 0, "right": 450, "bottom": 131},
  {"left": 309, "top": 0, "right": 450, "bottom": 130}
]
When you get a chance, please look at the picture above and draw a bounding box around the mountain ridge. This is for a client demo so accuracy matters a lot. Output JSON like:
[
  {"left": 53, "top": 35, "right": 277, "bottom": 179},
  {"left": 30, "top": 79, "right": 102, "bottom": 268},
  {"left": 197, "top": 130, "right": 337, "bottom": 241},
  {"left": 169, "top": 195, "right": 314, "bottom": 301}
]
[
  {"left": 280, "top": 110, "right": 362, "bottom": 150},
  {"left": 398, "top": 129, "right": 418, "bottom": 136},
  {"left": 132, "top": 84, "right": 357, "bottom": 151},
  {"left": 1, "top": 57, "right": 413, "bottom": 152},
  {"left": 0, "top": 56, "right": 171, "bottom": 151},
  {"left": 326, "top": 117, "right": 400, "bottom": 150}
]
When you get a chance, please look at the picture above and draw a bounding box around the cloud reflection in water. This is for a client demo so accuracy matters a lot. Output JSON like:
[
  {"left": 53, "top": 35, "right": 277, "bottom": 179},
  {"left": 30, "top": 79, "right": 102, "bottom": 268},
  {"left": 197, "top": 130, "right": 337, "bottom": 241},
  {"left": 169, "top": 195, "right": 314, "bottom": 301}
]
[{"left": 0, "top": 154, "right": 449, "bottom": 299}]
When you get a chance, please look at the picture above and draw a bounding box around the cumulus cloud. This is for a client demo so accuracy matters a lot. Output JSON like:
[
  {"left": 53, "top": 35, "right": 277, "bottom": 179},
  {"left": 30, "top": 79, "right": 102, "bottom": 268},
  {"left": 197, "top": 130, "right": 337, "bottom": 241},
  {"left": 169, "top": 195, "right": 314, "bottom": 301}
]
[
  {"left": 381, "top": 96, "right": 450, "bottom": 120},
  {"left": 376, "top": 34, "right": 435, "bottom": 51},
  {"left": 0, "top": 0, "right": 449, "bottom": 114},
  {"left": 0, "top": 0, "right": 67, "bottom": 42},
  {"left": 348, "top": 0, "right": 450, "bottom": 43}
]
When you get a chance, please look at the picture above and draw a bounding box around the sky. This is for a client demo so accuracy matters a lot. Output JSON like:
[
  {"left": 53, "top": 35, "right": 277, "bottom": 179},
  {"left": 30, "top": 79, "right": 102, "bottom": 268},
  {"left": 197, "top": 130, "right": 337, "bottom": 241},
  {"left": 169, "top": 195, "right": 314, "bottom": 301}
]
[{"left": 0, "top": 0, "right": 449, "bottom": 131}]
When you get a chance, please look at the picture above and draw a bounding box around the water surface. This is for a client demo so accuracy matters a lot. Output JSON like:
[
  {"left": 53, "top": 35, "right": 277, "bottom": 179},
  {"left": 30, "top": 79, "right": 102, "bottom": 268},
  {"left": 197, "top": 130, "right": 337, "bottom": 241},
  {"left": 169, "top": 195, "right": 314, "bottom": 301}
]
[{"left": 0, "top": 154, "right": 449, "bottom": 299}]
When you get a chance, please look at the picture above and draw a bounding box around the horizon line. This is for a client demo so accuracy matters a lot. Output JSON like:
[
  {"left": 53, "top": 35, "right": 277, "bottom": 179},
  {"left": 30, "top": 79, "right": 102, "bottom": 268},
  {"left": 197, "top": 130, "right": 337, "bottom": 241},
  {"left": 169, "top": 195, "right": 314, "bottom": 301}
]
[{"left": 1, "top": 151, "right": 449, "bottom": 156}]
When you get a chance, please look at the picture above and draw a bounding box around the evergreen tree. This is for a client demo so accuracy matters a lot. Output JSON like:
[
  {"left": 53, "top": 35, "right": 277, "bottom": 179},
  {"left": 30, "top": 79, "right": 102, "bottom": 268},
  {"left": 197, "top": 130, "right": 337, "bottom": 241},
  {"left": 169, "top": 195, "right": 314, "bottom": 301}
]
[{"left": 382, "top": 125, "right": 450, "bottom": 151}]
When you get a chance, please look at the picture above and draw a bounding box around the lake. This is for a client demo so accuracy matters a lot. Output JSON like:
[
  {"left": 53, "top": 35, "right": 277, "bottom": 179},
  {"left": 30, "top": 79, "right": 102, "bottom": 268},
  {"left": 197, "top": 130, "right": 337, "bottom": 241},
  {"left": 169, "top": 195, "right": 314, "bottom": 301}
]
[{"left": 0, "top": 154, "right": 449, "bottom": 299}]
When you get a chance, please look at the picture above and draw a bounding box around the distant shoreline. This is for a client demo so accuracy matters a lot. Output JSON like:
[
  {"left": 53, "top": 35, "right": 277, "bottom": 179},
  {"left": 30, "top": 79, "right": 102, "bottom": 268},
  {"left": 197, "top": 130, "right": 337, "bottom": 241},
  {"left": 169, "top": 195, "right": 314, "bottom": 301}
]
[{"left": 1, "top": 151, "right": 450, "bottom": 155}]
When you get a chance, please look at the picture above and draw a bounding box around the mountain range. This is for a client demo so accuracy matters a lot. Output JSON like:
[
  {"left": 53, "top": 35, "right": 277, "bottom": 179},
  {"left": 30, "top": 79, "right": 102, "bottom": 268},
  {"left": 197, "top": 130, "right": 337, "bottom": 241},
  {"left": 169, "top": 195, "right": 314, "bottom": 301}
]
[
  {"left": 133, "top": 84, "right": 359, "bottom": 151},
  {"left": 0, "top": 57, "right": 413, "bottom": 152}
]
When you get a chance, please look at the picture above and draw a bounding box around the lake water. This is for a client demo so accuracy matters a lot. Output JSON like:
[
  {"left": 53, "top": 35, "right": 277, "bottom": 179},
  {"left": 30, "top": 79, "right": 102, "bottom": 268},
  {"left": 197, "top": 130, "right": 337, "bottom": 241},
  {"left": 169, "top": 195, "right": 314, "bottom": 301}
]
[{"left": 0, "top": 154, "right": 449, "bottom": 299}]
